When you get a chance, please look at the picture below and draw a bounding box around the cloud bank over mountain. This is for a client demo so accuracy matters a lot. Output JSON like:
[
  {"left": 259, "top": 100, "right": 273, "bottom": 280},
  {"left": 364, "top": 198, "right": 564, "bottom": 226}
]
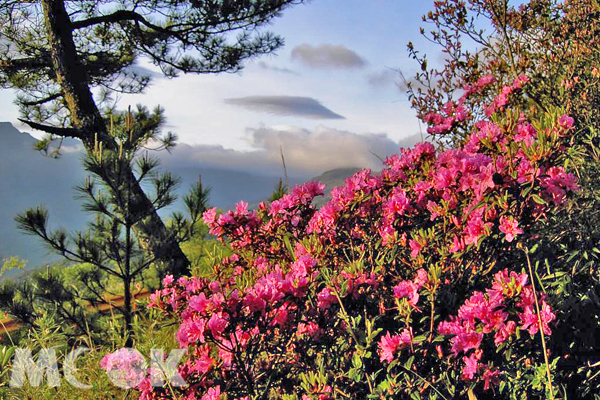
[
  {"left": 160, "top": 125, "right": 422, "bottom": 178},
  {"left": 0, "top": 122, "right": 424, "bottom": 272}
]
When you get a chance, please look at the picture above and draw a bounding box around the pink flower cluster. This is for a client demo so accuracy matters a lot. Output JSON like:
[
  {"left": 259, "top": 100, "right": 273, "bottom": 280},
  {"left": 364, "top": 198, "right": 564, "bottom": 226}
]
[
  {"left": 424, "top": 100, "right": 471, "bottom": 135},
  {"left": 308, "top": 168, "right": 382, "bottom": 236},
  {"left": 378, "top": 329, "right": 413, "bottom": 363},
  {"left": 499, "top": 216, "right": 523, "bottom": 243},
  {"left": 130, "top": 79, "right": 577, "bottom": 399},
  {"left": 203, "top": 181, "right": 325, "bottom": 253},
  {"left": 542, "top": 166, "right": 579, "bottom": 206},
  {"left": 392, "top": 268, "right": 428, "bottom": 309},
  {"left": 171, "top": 255, "right": 318, "bottom": 351},
  {"left": 202, "top": 200, "right": 260, "bottom": 249},
  {"left": 438, "top": 269, "right": 556, "bottom": 388},
  {"left": 424, "top": 74, "right": 499, "bottom": 135},
  {"left": 462, "top": 74, "right": 496, "bottom": 97},
  {"left": 484, "top": 75, "right": 529, "bottom": 116}
]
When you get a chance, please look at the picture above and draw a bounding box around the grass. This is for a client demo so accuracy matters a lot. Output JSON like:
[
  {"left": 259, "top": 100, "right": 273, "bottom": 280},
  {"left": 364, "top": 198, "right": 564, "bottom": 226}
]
[{"left": 0, "top": 298, "right": 180, "bottom": 399}]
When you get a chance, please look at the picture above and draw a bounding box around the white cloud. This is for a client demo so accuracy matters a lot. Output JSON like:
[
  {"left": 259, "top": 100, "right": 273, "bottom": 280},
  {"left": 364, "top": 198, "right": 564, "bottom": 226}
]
[
  {"left": 291, "top": 44, "right": 367, "bottom": 69},
  {"left": 367, "top": 69, "right": 399, "bottom": 88},
  {"left": 224, "top": 96, "right": 344, "bottom": 120},
  {"left": 255, "top": 61, "right": 298, "bottom": 75},
  {"left": 159, "top": 125, "right": 423, "bottom": 178}
]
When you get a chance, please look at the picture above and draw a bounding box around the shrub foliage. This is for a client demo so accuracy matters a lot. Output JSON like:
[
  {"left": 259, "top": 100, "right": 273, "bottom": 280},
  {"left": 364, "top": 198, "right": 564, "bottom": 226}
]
[{"left": 110, "top": 74, "right": 588, "bottom": 399}]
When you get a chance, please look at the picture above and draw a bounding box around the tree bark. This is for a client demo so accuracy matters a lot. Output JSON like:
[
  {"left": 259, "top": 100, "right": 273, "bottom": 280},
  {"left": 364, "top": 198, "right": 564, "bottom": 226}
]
[{"left": 41, "top": 0, "right": 190, "bottom": 276}]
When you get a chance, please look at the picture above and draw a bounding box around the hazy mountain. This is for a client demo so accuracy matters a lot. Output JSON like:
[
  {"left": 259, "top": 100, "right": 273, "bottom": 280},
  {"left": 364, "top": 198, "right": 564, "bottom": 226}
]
[
  {"left": 0, "top": 122, "right": 425, "bottom": 275},
  {"left": 309, "top": 167, "right": 363, "bottom": 207},
  {"left": 0, "top": 122, "right": 87, "bottom": 274},
  {"left": 307, "top": 131, "right": 427, "bottom": 207},
  {"left": 0, "top": 123, "right": 291, "bottom": 274}
]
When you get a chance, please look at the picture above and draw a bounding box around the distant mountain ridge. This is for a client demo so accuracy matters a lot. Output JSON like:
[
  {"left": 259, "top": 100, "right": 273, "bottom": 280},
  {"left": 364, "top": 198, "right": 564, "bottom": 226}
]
[
  {"left": 309, "top": 167, "right": 363, "bottom": 207},
  {"left": 0, "top": 123, "right": 293, "bottom": 274},
  {"left": 298, "top": 134, "right": 429, "bottom": 207},
  {"left": 0, "top": 122, "right": 425, "bottom": 275}
]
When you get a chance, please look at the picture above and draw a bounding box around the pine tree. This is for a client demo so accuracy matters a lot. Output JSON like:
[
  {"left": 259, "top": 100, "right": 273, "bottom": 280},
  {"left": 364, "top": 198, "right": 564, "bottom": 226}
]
[
  {"left": 0, "top": 0, "right": 304, "bottom": 275},
  {"left": 9, "top": 107, "right": 209, "bottom": 341}
]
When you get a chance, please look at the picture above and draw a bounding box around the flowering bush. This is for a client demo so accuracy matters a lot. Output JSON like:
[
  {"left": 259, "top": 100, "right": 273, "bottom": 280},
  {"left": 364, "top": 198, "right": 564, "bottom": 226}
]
[
  {"left": 408, "top": 1, "right": 600, "bottom": 396},
  {"left": 108, "top": 76, "right": 583, "bottom": 400}
]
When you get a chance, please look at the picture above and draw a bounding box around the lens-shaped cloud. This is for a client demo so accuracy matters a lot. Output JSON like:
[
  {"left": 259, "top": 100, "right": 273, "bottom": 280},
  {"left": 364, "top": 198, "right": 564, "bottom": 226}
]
[
  {"left": 224, "top": 96, "right": 345, "bottom": 120},
  {"left": 291, "top": 44, "right": 366, "bottom": 69}
]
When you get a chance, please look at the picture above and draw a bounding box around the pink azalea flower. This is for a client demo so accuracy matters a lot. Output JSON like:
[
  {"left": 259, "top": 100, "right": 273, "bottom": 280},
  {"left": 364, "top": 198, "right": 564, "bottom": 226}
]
[
  {"left": 499, "top": 216, "right": 523, "bottom": 242},
  {"left": 207, "top": 312, "right": 229, "bottom": 339},
  {"left": 558, "top": 114, "right": 574, "bottom": 130},
  {"left": 482, "top": 367, "right": 501, "bottom": 390},
  {"left": 234, "top": 201, "right": 249, "bottom": 215},
  {"left": 409, "top": 239, "right": 423, "bottom": 257},
  {"left": 477, "top": 74, "right": 495, "bottom": 88},
  {"left": 162, "top": 274, "right": 174, "bottom": 287},
  {"left": 514, "top": 123, "right": 537, "bottom": 146},
  {"left": 202, "top": 207, "right": 218, "bottom": 224},
  {"left": 449, "top": 235, "right": 466, "bottom": 253},
  {"left": 317, "top": 287, "right": 338, "bottom": 309},
  {"left": 489, "top": 269, "right": 528, "bottom": 300},
  {"left": 542, "top": 166, "right": 578, "bottom": 206},
  {"left": 413, "top": 269, "right": 429, "bottom": 288},
  {"left": 451, "top": 331, "right": 483, "bottom": 356},
  {"left": 189, "top": 293, "right": 210, "bottom": 314},
  {"left": 494, "top": 320, "right": 516, "bottom": 345},
  {"left": 464, "top": 208, "right": 492, "bottom": 245},
  {"left": 201, "top": 386, "right": 221, "bottom": 400},
  {"left": 176, "top": 318, "right": 206, "bottom": 347},
  {"left": 298, "top": 321, "right": 322, "bottom": 340},
  {"left": 384, "top": 187, "right": 412, "bottom": 217},
  {"left": 461, "top": 353, "right": 479, "bottom": 380},
  {"left": 100, "top": 348, "right": 147, "bottom": 389},
  {"left": 272, "top": 303, "right": 290, "bottom": 326},
  {"left": 393, "top": 280, "right": 420, "bottom": 307},
  {"left": 378, "top": 329, "right": 412, "bottom": 363},
  {"left": 438, "top": 318, "right": 463, "bottom": 335},
  {"left": 190, "top": 345, "right": 214, "bottom": 374}
]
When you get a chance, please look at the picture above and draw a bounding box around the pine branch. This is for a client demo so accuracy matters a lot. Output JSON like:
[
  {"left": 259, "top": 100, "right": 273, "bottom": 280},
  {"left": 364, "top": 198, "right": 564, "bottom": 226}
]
[
  {"left": 19, "top": 92, "right": 62, "bottom": 106},
  {"left": 0, "top": 56, "right": 50, "bottom": 70},
  {"left": 71, "top": 9, "right": 178, "bottom": 37},
  {"left": 18, "top": 118, "right": 83, "bottom": 139}
]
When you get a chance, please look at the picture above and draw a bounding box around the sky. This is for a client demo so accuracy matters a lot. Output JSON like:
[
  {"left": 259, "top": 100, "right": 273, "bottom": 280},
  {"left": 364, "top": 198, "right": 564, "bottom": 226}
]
[{"left": 0, "top": 0, "right": 442, "bottom": 178}]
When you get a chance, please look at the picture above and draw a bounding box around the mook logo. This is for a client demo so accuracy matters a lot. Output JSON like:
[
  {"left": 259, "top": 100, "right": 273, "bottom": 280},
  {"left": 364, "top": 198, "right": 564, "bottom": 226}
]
[{"left": 9, "top": 347, "right": 187, "bottom": 389}]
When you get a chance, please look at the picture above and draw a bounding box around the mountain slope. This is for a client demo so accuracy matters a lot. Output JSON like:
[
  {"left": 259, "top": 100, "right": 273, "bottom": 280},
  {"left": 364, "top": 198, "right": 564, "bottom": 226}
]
[
  {"left": 309, "top": 167, "right": 363, "bottom": 207},
  {"left": 307, "top": 133, "right": 426, "bottom": 207},
  {"left": 0, "top": 123, "right": 86, "bottom": 273},
  {"left": 0, "top": 123, "right": 287, "bottom": 273},
  {"left": 0, "top": 123, "right": 426, "bottom": 274}
]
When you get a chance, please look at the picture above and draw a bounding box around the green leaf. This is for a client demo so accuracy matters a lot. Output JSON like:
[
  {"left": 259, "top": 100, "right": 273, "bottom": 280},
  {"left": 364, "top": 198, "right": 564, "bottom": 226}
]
[
  {"left": 404, "top": 355, "right": 415, "bottom": 370},
  {"left": 413, "top": 335, "right": 427, "bottom": 343},
  {"left": 283, "top": 234, "right": 296, "bottom": 261},
  {"left": 433, "top": 335, "right": 445, "bottom": 343},
  {"left": 531, "top": 194, "right": 546, "bottom": 205}
]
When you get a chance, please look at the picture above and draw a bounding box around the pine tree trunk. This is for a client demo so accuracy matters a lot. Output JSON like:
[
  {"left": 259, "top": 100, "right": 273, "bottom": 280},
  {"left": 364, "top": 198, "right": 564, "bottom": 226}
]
[
  {"left": 41, "top": 0, "right": 190, "bottom": 276},
  {"left": 123, "top": 277, "right": 133, "bottom": 345}
]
